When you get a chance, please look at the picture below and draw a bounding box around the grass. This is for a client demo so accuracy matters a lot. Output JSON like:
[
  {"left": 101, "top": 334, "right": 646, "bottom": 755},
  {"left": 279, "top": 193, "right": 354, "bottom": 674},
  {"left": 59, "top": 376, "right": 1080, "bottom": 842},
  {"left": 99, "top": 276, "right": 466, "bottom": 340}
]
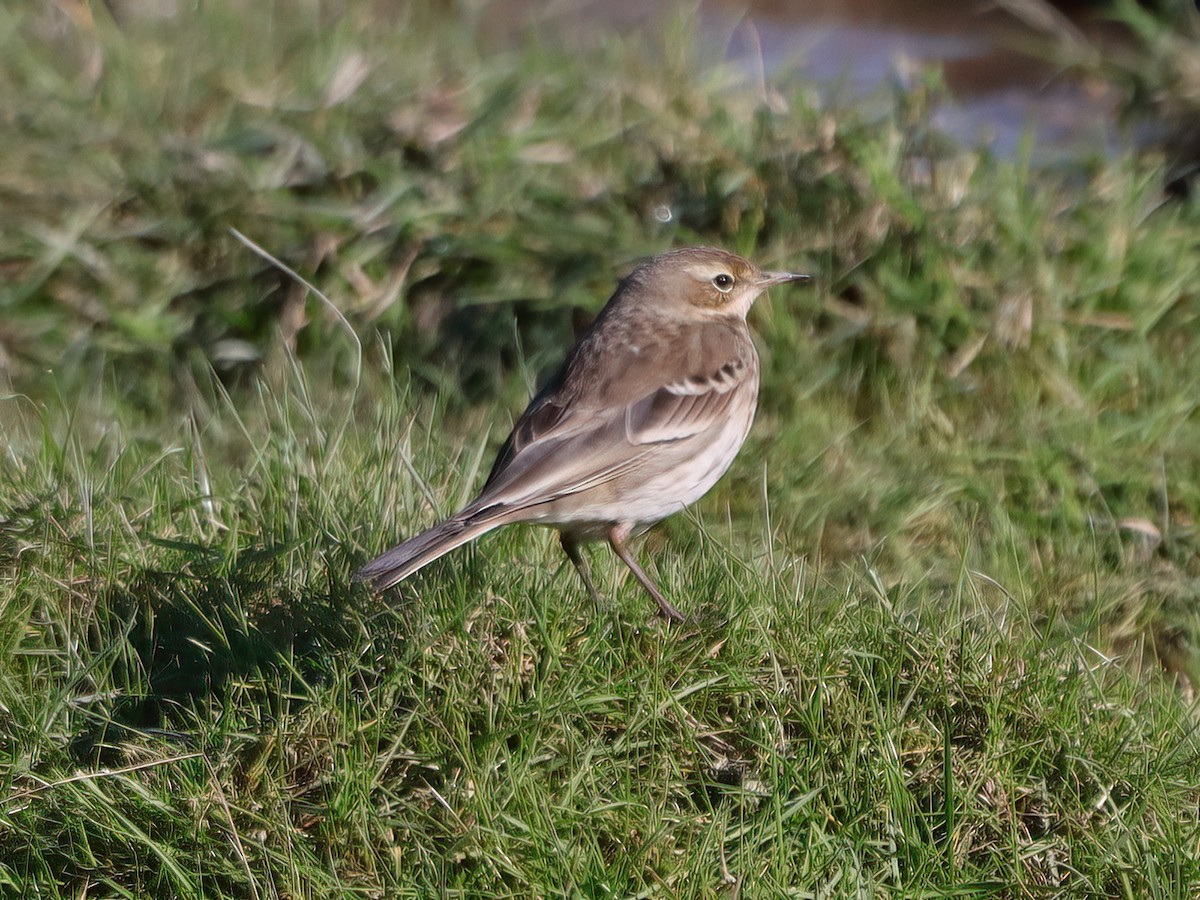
[{"left": 3, "top": 0, "right": 1200, "bottom": 896}]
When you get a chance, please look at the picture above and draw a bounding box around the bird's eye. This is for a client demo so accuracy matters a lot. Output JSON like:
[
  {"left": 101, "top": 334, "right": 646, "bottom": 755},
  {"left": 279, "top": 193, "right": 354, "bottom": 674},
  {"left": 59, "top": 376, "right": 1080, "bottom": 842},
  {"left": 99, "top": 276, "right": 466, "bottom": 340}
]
[{"left": 712, "top": 273, "right": 735, "bottom": 293}]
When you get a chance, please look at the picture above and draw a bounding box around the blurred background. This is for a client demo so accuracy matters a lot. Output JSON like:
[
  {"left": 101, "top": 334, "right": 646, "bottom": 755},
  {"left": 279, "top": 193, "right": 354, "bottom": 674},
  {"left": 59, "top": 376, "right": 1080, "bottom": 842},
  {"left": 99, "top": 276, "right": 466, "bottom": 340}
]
[
  {"left": 478, "top": 0, "right": 1132, "bottom": 156},
  {"left": 4, "top": 0, "right": 1197, "bottom": 399}
]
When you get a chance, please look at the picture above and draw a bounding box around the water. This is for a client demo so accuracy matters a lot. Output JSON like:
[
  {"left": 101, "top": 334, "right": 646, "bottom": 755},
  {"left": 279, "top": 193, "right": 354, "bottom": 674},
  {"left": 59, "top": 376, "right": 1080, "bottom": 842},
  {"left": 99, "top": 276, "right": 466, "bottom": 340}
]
[
  {"left": 483, "top": 0, "right": 1129, "bottom": 158},
  {"left": 717, "top": 0, "right": 1125, "bottom": 157}
]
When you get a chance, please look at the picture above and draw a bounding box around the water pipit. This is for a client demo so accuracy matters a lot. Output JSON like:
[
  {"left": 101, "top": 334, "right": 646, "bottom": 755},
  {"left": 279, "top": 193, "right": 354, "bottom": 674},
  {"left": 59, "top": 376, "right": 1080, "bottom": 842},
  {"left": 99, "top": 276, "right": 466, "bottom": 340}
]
[{"left": 354, "top": 247, "right": 811, "bottom": 622}]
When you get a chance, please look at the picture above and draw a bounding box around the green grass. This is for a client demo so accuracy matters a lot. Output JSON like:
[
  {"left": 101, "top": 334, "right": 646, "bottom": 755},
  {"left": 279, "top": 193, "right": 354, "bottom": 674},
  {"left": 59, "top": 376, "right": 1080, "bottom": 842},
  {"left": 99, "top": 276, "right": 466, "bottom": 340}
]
[{"left": 3, "top": 0, "right": 1200, "bottom": 896}]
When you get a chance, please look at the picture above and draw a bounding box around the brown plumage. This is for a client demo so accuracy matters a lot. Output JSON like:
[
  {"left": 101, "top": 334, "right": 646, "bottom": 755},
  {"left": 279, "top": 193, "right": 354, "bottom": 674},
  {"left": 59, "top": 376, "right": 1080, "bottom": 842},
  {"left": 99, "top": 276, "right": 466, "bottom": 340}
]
[{"left": 354, "top": 247, "right": 810, "bottom": 622}]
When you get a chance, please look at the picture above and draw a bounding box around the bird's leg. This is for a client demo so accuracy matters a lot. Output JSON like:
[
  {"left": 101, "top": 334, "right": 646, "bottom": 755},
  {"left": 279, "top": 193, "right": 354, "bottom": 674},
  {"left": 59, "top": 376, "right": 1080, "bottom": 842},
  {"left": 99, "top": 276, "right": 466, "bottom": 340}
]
[
  {"left": 607, "top": 523, "right": 686, "bottom": 624},
  {"left": 560, "top": 533, "right": 605, "bottom": 605}
]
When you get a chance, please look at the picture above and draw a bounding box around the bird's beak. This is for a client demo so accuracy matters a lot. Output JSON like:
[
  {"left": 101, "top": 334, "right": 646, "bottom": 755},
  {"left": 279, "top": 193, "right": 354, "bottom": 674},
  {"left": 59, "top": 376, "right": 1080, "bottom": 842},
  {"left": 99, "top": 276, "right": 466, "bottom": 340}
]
[{"left": 758, "top": 270, "right": 813, "bottom": 287}]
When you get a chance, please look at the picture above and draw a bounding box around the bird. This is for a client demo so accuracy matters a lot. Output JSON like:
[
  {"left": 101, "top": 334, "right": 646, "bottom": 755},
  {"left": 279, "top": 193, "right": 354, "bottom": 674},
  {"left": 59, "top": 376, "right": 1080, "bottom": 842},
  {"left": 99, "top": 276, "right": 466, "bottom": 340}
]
[{"left": 354, "top": 246, "right": 811, "bottom": 622}]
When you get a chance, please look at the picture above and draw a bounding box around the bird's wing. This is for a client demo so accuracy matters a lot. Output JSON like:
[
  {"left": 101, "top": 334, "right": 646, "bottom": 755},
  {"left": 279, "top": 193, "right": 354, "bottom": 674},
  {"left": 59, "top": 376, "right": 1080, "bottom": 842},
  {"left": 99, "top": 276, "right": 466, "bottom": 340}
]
[
  {"left": 623, "top": 351, "right": 751, "bottom": 445},
  {"left": 473, "top": 319, "right": 755, "bottom": 511}
]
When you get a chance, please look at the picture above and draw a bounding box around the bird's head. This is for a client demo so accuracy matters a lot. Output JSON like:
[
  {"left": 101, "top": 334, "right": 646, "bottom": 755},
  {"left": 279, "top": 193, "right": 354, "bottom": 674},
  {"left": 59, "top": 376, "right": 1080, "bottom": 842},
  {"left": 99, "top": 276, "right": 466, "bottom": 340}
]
[{"left": 624, "top": 246, "right": 810, "bottom": 320}]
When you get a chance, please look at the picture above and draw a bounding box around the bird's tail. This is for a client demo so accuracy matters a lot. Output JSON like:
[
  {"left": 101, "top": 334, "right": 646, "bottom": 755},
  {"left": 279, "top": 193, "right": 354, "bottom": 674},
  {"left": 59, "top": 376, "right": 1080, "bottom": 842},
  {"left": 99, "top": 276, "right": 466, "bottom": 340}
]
[{"left": 352, "top": 508, "right": 507, "bottom": 591}]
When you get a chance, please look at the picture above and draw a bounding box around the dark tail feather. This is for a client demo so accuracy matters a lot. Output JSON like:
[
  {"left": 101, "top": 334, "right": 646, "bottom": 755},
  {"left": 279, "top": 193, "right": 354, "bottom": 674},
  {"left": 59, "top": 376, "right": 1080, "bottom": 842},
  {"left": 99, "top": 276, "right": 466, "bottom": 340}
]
[{"left": 352, "top": 510, "right": 505, "bottom": 591}]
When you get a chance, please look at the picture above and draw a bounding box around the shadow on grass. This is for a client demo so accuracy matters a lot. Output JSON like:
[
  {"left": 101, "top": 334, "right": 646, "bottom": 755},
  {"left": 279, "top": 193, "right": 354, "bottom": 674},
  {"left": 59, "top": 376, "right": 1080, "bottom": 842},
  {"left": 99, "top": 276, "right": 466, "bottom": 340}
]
[{"left": 70, "top": 541, "right": 374, "bottom": 765}]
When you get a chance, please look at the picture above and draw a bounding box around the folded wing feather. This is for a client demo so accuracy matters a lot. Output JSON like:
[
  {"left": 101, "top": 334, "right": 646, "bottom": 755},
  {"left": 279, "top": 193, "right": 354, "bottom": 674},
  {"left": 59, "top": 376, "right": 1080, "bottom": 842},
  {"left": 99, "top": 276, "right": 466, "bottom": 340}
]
[{"left": 472, "top": 319, "right": 754, "bottom": 512}]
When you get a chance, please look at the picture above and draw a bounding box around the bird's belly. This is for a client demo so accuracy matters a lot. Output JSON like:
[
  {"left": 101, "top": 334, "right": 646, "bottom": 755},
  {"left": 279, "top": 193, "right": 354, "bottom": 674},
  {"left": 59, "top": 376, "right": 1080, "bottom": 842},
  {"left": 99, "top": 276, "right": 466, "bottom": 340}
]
[{"left": 529, "top": 400, "right": 755, "bottom": 538}]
